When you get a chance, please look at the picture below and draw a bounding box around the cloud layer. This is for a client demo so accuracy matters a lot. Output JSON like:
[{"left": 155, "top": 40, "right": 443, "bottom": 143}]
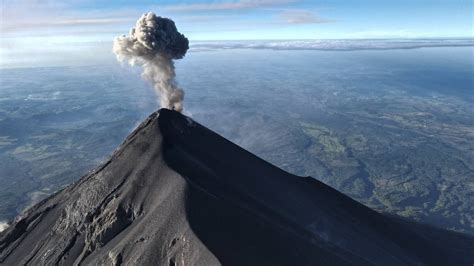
[{"left": 190, "top": 39, "right": 474, "bottom": 51}]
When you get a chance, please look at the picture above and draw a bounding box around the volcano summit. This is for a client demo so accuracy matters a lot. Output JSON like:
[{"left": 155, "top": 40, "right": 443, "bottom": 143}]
[{"left": 0, "top": 109, "right": 473, "bottom": 265}]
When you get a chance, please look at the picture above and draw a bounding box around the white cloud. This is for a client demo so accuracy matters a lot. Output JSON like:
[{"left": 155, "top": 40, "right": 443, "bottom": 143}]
[
  {"left": 164, "top": 0, "right": 296, "bottom": 11},
  {"left": 278, "top": 10, "right": 334, "bottom": 24},
  {"left": 0, "top": 221, "right": 9, "bottom": 232},
  {"left": 0, "top": 0, "right": 141, "bottom": 35},
  {"left": 1, "top": 18, "right": 133, "bottom": 33}
]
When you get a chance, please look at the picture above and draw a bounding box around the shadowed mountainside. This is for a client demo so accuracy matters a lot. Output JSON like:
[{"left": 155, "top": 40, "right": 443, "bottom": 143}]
[{"left": 0, "top": 109, "right": 473, "bottom": 265}]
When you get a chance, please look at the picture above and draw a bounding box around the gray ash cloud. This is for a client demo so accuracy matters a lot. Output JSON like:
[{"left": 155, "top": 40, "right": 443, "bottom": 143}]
[{"left": 113, "top": 12, "right": 189, "bottom": 112}]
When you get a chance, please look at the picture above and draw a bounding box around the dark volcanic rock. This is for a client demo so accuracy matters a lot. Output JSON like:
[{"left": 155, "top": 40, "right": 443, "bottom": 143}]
[{"left": 0, "top": 109, "right": 473, "bottom": 265}]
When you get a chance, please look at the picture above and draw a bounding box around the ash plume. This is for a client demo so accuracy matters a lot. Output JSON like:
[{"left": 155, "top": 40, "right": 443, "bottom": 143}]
[{"left": 113, "top": 12, "right": 189, "bottom": 112}]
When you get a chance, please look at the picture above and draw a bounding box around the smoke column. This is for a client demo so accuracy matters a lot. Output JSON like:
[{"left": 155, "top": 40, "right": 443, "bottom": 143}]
[{"left": 113, "top": 12, "right": 189, "bottom": 112}]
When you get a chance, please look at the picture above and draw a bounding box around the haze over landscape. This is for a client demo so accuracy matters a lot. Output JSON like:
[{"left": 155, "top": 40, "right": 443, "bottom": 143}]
[
  {"left": 0, "top": 0, "right": 473, "bottom": 264},
  {"left": 2, "top": 43, "right": 473, "bottom": 234}
]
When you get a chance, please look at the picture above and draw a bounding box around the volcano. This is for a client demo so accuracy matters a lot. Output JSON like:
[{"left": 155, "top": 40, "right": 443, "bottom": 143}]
[{"left": 0, "top": 109, "right": 473, "bottom": 265}]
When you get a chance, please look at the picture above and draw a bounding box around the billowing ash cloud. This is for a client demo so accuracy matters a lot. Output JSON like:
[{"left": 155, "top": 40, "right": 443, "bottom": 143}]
[{"left": 113, "top": 12, "right": 189, "bottom": 112}]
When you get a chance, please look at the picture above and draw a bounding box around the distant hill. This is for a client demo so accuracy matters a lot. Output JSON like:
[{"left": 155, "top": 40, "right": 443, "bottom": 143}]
[{"left": 1, "top": 109, "right": 473, "bottom": 265}]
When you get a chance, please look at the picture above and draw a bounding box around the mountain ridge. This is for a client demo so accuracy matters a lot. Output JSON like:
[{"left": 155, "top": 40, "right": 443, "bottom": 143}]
[{"left": 0, "top": 109, "right": 473, "bottom": 265}]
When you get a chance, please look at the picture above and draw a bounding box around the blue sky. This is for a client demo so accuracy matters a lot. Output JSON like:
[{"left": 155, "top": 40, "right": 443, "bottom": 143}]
[{"left": 0, "top": 0, "right": 472, "bottom": 67}]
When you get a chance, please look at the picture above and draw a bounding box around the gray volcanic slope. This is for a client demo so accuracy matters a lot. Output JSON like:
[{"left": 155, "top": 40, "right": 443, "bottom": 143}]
[{"left": 1, "top": 109, "right": 473, "bottom": 265}]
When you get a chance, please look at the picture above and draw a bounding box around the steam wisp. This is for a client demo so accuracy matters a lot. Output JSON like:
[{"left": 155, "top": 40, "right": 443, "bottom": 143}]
[{"left": 113, "top": 12, "right": 189, "bottom": 112}]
